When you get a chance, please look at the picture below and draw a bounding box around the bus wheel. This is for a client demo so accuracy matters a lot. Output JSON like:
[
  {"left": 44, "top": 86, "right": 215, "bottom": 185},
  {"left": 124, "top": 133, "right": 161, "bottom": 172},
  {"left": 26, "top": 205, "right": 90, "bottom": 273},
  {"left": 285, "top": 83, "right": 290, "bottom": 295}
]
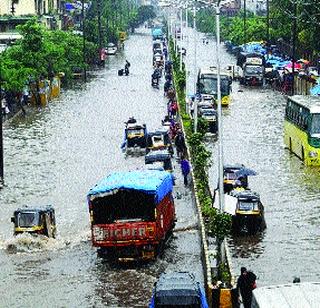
[
  {"left": 301, "top": 147, "right": 305, "bottom": 161},
  {"left": 289, "top": 138, "right": 292, "bottom": 151}
]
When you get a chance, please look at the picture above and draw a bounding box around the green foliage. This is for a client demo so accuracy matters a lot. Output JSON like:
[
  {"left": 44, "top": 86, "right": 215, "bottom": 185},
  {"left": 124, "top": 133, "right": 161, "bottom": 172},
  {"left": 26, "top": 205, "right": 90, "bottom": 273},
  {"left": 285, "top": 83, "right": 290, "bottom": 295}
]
[
  {"left": 0, "top": 19, "right": 98, "bottom": 91},
  {"left": 196, "top": 2, "right": 320, "bottom": 57},
  {"left": 136, "top": 5, "right": 156, "bottom": 24},
  {"left": 218, "top": 262, "right": 231, "bottom": 285},
  {"left": 86, "top": 0, "right": 139, "bottom": 44}
]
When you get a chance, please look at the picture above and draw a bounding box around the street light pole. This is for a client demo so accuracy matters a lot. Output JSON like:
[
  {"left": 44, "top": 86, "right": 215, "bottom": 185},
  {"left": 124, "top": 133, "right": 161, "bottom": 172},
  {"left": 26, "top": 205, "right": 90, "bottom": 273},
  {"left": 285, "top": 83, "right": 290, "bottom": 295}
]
[
  {"left": 291, "top": 0, "right": 297, "bottom": 96},
  {"left": 193, "top": 5, "right": 198, "bottom": 133},
  {"left": 82, "top": 0, "right": 87, "bottom": 82},
  {"left": 266, "top": 0, "right": 270, "bottom": 44},
  {"left": 180, "top": 8, "right": 183, "bottom": 71},
  {"left": 185, "top": 5, "right": 189, "bottom": 114},
  {"left": 243, "top": 0, "right": 247, "bottom": 45},
  {"left": 0, "top": 56, "right": 3, "bottom": 188},
  {"left": 216, "top": 3, "right": 224, "bottom": 212}
]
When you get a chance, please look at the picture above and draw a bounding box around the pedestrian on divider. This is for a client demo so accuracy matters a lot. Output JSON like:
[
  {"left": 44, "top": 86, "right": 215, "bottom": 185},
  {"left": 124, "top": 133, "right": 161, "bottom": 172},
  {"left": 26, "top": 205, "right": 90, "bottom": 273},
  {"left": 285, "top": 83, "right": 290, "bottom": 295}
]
[
  {"left": 237, "top": 267, "right": 256, "bottom": 308},
  {"left": 180, "top": 156, "right": 190, "bottom": 186}
]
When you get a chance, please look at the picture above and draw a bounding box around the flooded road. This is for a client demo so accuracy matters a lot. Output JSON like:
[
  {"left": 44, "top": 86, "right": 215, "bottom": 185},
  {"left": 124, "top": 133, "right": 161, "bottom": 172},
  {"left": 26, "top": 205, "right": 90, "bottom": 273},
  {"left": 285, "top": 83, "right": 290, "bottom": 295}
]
[
  {"left": 0, "top": 29, "right": 203, "bottom": 307},
  {"left": 185, "top": 28, "right": 320, "bottom": 286}
]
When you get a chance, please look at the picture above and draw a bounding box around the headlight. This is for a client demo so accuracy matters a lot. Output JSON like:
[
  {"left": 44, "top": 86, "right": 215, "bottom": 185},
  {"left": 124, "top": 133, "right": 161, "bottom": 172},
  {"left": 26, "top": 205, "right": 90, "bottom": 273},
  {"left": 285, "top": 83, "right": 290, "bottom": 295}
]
[{"left": 309, "top": 151, "right": 318, "bottom": 158}]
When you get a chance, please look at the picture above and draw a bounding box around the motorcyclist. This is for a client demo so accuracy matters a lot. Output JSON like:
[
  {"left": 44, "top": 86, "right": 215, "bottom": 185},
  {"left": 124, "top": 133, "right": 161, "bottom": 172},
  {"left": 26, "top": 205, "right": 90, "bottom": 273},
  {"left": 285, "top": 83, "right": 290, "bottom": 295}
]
[
  {"left": 151, "top": 71, "right": 160, "bottom": 87},
  {"left": 164, "top": 79, "right": 172, "bottom": 96}
]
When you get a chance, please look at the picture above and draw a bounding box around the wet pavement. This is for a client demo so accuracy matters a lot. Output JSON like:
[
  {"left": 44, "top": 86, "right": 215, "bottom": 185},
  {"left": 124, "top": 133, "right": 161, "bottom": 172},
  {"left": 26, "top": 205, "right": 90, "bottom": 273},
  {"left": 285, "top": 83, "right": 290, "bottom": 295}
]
[
  {"left": 0, "top": 28, "right": 203, "bottom": 307},
  {"left": 185, "top": 27, "right": 320, "bottom": 286}
]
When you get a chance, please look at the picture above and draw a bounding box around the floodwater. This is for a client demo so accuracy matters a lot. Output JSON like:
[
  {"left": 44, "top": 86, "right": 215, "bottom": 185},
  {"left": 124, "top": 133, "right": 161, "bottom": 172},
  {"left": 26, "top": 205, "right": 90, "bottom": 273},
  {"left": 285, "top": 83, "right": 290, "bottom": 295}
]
[
  {"left": 0, "top": 28, "right": 203, "bottom": 307},
  {"left": 185, "top": 28, "right": 320, "bottom": 286}
]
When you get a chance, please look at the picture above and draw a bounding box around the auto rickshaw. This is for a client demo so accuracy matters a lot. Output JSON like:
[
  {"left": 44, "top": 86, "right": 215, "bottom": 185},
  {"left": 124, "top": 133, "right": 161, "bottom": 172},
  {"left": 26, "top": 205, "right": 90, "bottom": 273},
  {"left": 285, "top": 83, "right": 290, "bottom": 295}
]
[
  {"left": 123, "top": 117, "right": 147, "bottom": 149},
  {"left": 11, "top": 205, "right": 56, "bottom": 238},
  {"left": 230, "top": 190, "right": 266, "bottom": 234},
  {"left": 146, "top": 128, "right": 174, "bottom": 155},
  {"left": 153, "top": 54, "right": 164, "bottom": 68},
  {"left": 223, "top": 164, "right": 248, "bottom": 193},
  {"left": 145, "top": 150, "right": 173, "bottom": 172}
]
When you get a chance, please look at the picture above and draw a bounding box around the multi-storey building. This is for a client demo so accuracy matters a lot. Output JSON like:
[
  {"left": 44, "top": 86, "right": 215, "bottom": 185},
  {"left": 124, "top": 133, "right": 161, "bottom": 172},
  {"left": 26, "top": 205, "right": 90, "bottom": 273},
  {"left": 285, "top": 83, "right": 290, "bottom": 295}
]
[{"left": 0, "top": 0, "right": 63, "bottom": 33}]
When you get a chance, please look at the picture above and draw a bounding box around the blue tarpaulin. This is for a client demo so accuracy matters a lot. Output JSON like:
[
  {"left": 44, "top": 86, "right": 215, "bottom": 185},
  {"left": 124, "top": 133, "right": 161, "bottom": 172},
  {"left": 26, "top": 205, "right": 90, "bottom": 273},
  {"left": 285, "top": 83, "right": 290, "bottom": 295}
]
[{"left": 87, "top": 170, "right": 174, "bottom": 204}]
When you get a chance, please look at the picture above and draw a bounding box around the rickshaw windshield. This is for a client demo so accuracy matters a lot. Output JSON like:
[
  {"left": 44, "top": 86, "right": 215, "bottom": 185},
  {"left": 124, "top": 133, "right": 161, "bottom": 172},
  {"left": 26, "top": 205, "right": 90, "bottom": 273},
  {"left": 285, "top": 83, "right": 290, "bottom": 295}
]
[
  {"left": 127, "top": 128, "right": 144, "bottom": 135},
  {"left": 17, "top": 212, "right": 39, "bottom": 227},
  {"left": 238, "top": 201, "right": 259, "bottom": 211},
  {"left": 225, "top": 172, "right": 237, "bottom": 180}
]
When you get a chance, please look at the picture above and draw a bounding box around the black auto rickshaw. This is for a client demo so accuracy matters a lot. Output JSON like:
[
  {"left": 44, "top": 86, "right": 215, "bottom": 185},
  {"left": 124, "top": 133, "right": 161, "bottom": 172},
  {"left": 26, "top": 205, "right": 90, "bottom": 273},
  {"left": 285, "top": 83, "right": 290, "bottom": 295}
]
[
  {"left": 123, "top": 118, "right": 147, "bottom": 149},
  {"left": 11, "top": 205, "right": 56, "bottom": 238},
  {"left": 230, "top": 190, "right": 266, "bottom": 234},
  {"left": 145, "top": 150, "right": 173, "bottom": 172},
  {"left": 153, "top": 54, "right": 164, "bottom": 68},
  {"left": 146, "top": 128, "right": 173, "bottom": 155},
  {"left": 223, "top": 164, "right": 247, "bottom": 193}
]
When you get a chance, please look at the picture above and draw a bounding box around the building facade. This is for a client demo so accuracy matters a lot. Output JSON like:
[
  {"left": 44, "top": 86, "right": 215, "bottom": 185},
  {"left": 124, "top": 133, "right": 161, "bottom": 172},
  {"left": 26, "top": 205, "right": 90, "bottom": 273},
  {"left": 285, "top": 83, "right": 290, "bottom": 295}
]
[
  {"left": 0, "top": 0, "right": 62, "bottom": 31},
  {"left": 242, "top": 0, "right": 267, "bottom": 15}
]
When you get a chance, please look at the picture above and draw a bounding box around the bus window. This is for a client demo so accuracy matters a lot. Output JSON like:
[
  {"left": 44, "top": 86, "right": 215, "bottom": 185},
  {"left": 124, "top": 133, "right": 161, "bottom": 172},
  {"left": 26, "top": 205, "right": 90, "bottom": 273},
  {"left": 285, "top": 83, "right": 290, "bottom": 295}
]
[
  {"left": 310, "top": 114, "right": 320, "bottom": 135},
  {"left": 199, "top": 76, "right": 230, "bottom": 96}
]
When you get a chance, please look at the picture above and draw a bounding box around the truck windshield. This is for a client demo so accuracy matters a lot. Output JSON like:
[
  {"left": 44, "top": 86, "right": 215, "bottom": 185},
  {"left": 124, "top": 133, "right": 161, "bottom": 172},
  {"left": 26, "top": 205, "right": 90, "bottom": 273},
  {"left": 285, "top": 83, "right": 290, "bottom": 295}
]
[
  {"left": 18, "top": 212, "right": 39, "bottom": 227},
  {"left": 92, "top": 190, "right": 156, "bottom": 224},
  {"left": 245, "top": 66, "right": 263, "bottom": 75},
  {"left": 310, "top": 114, "right": 320, "bottom": 135},
  {"left": 199, "top": 76, "right": 230, "bottom": 96}
]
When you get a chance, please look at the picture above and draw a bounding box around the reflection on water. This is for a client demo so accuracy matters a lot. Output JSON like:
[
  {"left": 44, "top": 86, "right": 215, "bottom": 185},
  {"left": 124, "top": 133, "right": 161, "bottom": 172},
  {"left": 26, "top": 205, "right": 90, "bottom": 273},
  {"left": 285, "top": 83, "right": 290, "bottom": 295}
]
[{"left": 228, "top": 233, "right": 266, "bottom": 259}]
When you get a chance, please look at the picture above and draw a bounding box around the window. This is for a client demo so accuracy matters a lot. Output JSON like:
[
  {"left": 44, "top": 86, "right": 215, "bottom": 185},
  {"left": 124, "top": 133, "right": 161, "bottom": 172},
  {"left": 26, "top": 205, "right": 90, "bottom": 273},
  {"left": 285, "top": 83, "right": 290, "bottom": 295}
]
[
  {"left": 238, "top": 201, "right": 259, "bottom": 211},
  {"left": 199, "top": 75, "right": 230, "bottom": 96},
  {"left": 92, "top": 190, "right": 156, "bottom": 224},
  {"left": 310, "top": 114, "right": 320, "bottom": 135},
  {"left": 18, "top": 212, "right": 38, "bottom": 227}
]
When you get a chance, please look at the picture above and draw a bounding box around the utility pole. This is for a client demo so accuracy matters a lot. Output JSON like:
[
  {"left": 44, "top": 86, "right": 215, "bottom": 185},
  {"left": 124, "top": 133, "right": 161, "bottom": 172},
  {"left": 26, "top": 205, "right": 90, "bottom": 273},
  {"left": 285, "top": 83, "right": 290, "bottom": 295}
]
[
  {"left": 82, "top": 0, "right": 87, "bottom": 82},
  {"left": 291, "top": 0, "right": 297, "bottom": 96}
]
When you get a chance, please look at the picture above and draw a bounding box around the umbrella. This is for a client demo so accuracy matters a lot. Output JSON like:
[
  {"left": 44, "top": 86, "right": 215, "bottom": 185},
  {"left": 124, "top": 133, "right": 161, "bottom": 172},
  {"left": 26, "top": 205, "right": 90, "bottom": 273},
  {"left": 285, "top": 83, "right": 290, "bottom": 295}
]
[
  {"left": 235, "top": 167, "right": 257, "bottom": 178},
  {"left": 297, "top": 59, "right": 310, "bottom": 65},
  {"left": 285, "top": 62, "right": 302, "bottom": 70},
  {"left": 310, "top": 84, "right": 320, "bottom": 96}
]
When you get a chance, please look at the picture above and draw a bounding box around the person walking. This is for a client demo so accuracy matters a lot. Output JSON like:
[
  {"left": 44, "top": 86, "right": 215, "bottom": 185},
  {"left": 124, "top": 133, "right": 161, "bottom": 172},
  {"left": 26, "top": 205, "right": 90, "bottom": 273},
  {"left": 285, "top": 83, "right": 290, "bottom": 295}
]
[
  {"left": 124, "top": 60, "right": 130, "bottom": 76},
  {"left": 175, "top": 130, "right": 186, "bottom": 159},
  {"left": 237, "top": 267, "right": 256, "bottom": 308},
  {"left": 180, "top": 157, "right": 190, "bottom": 186}
]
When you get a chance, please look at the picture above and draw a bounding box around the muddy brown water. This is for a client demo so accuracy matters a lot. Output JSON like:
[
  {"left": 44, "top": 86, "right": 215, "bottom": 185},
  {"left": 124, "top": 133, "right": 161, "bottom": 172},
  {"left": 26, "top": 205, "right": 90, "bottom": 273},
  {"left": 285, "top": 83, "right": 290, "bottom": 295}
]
[
  {"left": 185, "top": 28, "right": 320, "bottom": 286},
  {"left": 0, "top": 28, "right": 203, "bottom": 307}
]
